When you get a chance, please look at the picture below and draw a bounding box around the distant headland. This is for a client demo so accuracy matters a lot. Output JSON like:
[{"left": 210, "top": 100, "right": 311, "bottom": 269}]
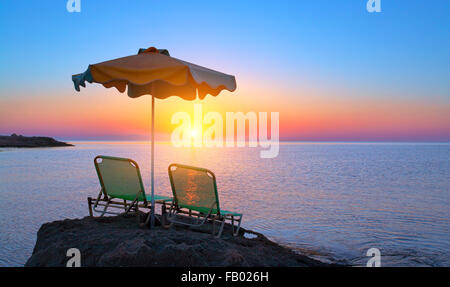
[{"left": 0, "top": 134, "right": 73, "bottom": 148}]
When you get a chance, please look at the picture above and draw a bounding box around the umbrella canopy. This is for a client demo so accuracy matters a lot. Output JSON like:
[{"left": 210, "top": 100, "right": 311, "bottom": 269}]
[
  {"left": 72, "top": 47, "right": 236, "bottom": 228},
  {"left": 73, "top": 47, "right": 236, "bottom": 99}
]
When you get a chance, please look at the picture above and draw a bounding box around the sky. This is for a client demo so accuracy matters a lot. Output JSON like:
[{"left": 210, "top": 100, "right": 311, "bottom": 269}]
[{"left": 0, "top": 0, "right": 449, "bottom": 141}]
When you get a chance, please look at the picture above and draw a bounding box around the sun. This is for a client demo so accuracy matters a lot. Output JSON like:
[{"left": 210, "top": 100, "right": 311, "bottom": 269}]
[{"left": 190, "top": 129, "right": 198, "bottom": 137}]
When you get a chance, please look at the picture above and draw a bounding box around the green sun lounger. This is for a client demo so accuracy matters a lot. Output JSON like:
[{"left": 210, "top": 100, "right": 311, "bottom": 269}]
[
  {"left": 166, "top": 163, "right": 243, "bottom": 238},
  {"left": 88, "top": 156, "right": 172, "bottom": 222}
]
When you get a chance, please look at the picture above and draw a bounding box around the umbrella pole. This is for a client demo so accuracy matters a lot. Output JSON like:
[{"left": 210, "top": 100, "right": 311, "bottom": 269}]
[{"left": 150, "top": 95, "right": 155, "bottom": 228}]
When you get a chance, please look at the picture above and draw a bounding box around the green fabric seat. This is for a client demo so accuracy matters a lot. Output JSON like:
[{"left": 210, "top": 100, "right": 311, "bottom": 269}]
[
  {"left": 167, "top": 163, "right": 243, "bottom": 238},
  {"left": 145, "top": 194, "right": 172, "bottom": 202},
  {"left": 177, "top": 204, "right": 241, "bottom": 217},
  {"left": 89, "top": 155, "right": 172, "bottom": 217},
  {"left": 219, "top": 209, "right": 242, "bottom": 216}
]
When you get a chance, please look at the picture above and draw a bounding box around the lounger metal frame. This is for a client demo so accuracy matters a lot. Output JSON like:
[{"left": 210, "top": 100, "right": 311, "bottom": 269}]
[
  {"left": 166, "top": 163, "right": 243, "bottom": 238},
  {"left": 88, "top": 156, "right": 169, "bottom": 225}
]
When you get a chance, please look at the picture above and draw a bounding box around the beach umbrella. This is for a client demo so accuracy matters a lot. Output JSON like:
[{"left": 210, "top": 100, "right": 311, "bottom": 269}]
[{"left": 72, "top": 47, "right": 236, "bottom": 227}]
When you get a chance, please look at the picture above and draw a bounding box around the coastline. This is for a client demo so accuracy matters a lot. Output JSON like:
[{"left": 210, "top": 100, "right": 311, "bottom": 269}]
[{"left": 0, "top": 134, "right": 73, "bottom": 148}]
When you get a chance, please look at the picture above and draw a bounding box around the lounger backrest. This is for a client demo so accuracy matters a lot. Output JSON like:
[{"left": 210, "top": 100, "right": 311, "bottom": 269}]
[
  {"left": 168, "top": 164, "right": 220, "bottom": 214},
  {"left": 94, "top": 156, "right": 146, "bottom": 202}
]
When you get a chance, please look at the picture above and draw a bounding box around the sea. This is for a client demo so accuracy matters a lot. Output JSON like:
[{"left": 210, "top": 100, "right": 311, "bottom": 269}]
[{"left": 0, "top": 142, "right": 449, "bottom": 266}]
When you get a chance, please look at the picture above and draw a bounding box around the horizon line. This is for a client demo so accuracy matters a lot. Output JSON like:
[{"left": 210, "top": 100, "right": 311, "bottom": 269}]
[
  {"left": 2, "top": 133, "right": 449, "bottom": 144},
  {"left": 64, "top": 139, "right": 450, "bottom": 144}
]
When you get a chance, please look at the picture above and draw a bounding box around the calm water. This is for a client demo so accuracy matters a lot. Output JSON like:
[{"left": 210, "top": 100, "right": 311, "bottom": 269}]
[{"left": 0, "top": 142, "right": 449, "bottom": 266}]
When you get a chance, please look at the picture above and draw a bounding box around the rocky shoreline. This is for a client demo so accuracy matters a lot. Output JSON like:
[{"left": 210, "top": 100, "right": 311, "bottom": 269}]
[
  {"left": 25, "top": 214, "right": 335, "bottom": 267},
  {"left": 0, "top": 134, "right": 73, "bottom": 148}
]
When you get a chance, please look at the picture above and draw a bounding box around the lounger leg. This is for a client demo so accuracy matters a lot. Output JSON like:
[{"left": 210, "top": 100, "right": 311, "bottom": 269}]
[
  {"left": 135, "top": 200, "right": 140, "bottom": 223},
  {"left": 233, "top": 215, "right": 243, "bottom": 236},
  {"left": 168, "top": 202, "right": 175, "bottom": 217},
  {"left": 125, "top": 198, "right": 138, "bottom": 214},
  {"left": 215, "top": 218, "right": 225, "bottom": 238},
  {"left": 231, "top": 216, "right": 234, "bottom": 233},
  {"left": 166, "top": 204, "right": 215, "bottom": 233},
  {"left": 88, "top": 197, "right": 93, "bottom": 217},
  {"left": 100, "top": 200, "right": 111, "bottom": 217},
  {"left": 94, "top": 189, "right": 103, "bottom": 209},
  {"left": 144, "top": 211, "right": 151, "bottom": 226},
  {"left": 160, "top": 204, "right": 166, "bottom": 226}
]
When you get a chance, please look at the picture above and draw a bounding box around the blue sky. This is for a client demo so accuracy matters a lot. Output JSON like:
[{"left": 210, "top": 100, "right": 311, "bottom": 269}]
[
  {"left": 1, "top": 0, "right": 449, "bottom": 96},
  {"left": 0, "top": 0, "right": 449, "bottom": 141}
]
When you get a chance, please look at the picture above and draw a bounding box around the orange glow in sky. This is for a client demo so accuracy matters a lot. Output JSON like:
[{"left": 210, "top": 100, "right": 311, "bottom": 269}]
[{"left": 1, "top": 80, "right": 449, "bottom": 142}]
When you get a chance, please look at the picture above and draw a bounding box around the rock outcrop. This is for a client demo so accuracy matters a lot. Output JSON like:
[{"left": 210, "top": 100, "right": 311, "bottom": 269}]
[{"left": 25, "top": 215, "right": 330, "bottom": 267}]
